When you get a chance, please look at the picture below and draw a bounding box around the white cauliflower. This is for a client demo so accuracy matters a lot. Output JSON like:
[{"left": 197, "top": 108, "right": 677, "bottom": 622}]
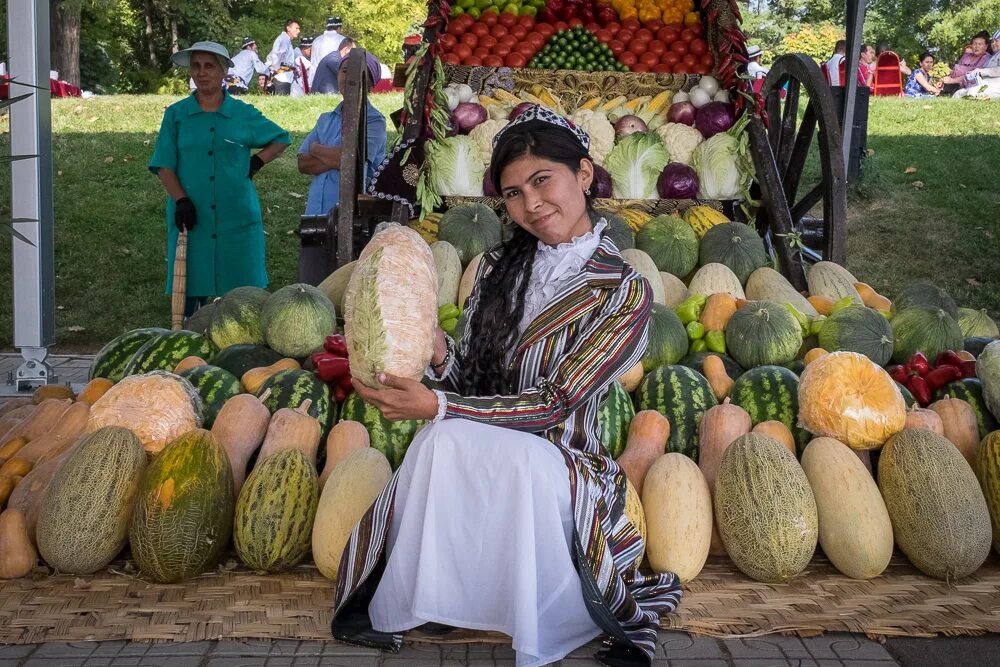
[
  {"left": 468, "top": 119, "right": 508, "bottom": 167},
  {"left": 569, "top": 109, "right": 615, "bottom": 166},
  {"left": 655, "top": 122, "right": 705, "bottom": 165}
]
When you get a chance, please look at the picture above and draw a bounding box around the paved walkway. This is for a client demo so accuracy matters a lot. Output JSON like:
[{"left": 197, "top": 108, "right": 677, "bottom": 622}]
[{"left": 0, "top": 354, "right": 93, "bottom": 397}]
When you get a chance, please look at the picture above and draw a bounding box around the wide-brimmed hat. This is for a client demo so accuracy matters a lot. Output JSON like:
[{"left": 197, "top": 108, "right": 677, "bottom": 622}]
[
  {"left": 171, "top": 41, "right": 234, "bottom": 69},
  {"left": 746, "top": 45, "right": 763, "bottom": 59},
  {"left": 240, "top": 36, "right": 256, "bottom": 49},
  {"left": 327, "top": 16, "right": 343, "bottom": 29}
]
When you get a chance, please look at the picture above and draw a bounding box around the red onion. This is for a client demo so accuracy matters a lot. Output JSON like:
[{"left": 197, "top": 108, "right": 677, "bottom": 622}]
[
  {"left": 592, "top": 164, "right": 613, "bottom": 198},
  {"left": 613, "top": 114, "right": 648, "bottom": 139},
  {"left": 453, "top": 102, "right": 488, "bottom": 133},
  {"left": 667, "top": 101, "right": 697, "bottom": 126}
]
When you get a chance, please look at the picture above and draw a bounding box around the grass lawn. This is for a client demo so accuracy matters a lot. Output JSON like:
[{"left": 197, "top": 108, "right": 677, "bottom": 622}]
[{"left": 0, "top": 93, "right": 998, "bottom": 353}]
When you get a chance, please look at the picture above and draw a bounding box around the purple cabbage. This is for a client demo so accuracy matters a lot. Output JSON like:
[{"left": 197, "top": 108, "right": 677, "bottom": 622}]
[
  {"left": 694, "top": 101, "right": 736, "bottom": 139},
  {"left": 592, "top": 164, "right": 613, "bottom": 198},
  {"left": 657, "top": 162, "right": 700, "bottom": 200}
]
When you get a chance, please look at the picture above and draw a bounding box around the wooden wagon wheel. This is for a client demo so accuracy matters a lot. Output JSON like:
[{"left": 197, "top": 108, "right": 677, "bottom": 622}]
[{"left": 749, "top": 53, "right": 848, "bottom": 292}]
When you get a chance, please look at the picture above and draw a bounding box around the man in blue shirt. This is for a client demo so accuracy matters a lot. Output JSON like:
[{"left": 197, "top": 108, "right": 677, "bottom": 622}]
[
  {"left": 298, "top": 52, "right": 387, "bottom": 216},
  {"left": 227, "top": 37, "right": 269, "bottom": 94},
  {"left": 266, "top": 19, "right": 299, "bottom": 95},
  {"left": 311, "top": 38, "right": 355, "bottom": 94}
]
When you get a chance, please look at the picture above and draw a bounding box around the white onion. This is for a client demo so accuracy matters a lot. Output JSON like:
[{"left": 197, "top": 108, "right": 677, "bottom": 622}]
[
  {"left": 698, "top": 75, "right": 720, "bottom": 95},
  {"left": 456, "top": 83, "right": 475, "bottom": 103},
  {"left": 673, "top": 91, "right": 690, "bottom": 103},
  {"left": 713, "top": 89, "right": 731, "bottom": 103},
  {"left": 689, "top": 87, "right": 712, "bottom": 108}
]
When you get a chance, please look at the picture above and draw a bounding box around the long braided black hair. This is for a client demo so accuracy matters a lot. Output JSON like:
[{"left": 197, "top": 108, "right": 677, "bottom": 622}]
[{"left": 457, "top": 120, "right": 594, "bottom": 396}]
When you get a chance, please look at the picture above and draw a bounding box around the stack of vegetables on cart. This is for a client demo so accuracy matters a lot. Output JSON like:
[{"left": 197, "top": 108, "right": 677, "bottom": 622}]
[{"left": 1, "top": 219, "right": 1000, "bottom": 588}]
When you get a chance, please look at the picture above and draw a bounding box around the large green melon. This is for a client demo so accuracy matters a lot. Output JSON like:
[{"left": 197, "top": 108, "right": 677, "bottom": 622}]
[
  {"left": 128, "top": 429, "right": 234, "bottom": 583},
  {"left": 728, "top": 365, "right": 808, "bottom": 453},
  {"left": 212, "top": 344, "right": 283, "bottom": 380},
  {"left": 878, "top": 428, "right": 991, "bottom": 580},
  {"left": 598, "top": 381, "right": 635, "bottom": 459},
  {"left": 122, "top": 330, "right": 219, "bottom": 377},
  {"left": 234, "top": 449, "right": 319, "bottom": 574},
  {"left": 437, "top": 203, "right": 502, "bottom": 265},
  {"left": 642, "top": 303, "right": 689, "bottom": 372},
  {"left": 714, "top": 433, "right": 818, "bottom": 583},
  {"left": 891, "top": 281, "right": 959, "bottom": 319},
  {"left": 261, "top": 283, "right": 338, "bottom": 358},
  {"left": 257, "top": 369, "right": 336, "bottom": 439},
  {"left": 184, "top": 300, "right": 220, "bottom": 335},
  {"left": 978, "top": 340, "right": 1000, "bottom": 421},
  {"left": 818, "top": 305, "right": 894, "bottom": 367},
  {"left": 958, "top": 308, "right": 999, "bottom": 338},
  {"left": 209, "top": 286, "right": 270, "bottom": 349},
  {"left": 890, "top": 307, "right": 963, "bottom": 365},
  {"left": 90, "top": 327, "right": 168, "bottom": 382},
  {"left": 725, "top": 301, "right": 803, "bottom": 369},
  {"left": 697, "top": 222, "right": 768, "bottom": 285},
  {"left": 339, "top": 392, "right": 424, "bottom": 470},
  {"left": 966, "top": 337, "right": 997, "bottom": 359},
  {"left": 634, "top": 365, "right": 717, "bottom": 460},
  {"left": 36, "top": 427, "right": 147, "bottom": 575},
  {"left": 601, "top": 211, "right": 635, "bottom": 250},
  {"left": 635, "top": 215, "right": 699, "bottom": 278}
]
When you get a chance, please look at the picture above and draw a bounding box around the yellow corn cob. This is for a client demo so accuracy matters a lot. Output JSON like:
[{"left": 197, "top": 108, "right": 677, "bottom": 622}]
[
  {"left": 478, "top": 95, "right": 500, "bottom": 107},
  {"left": 647, "top": 114, "right": 667, "bottom": 131},
  {"left": 623, "top": 96, "right": 651, "bottom": 112},
  {"left": 578, "top": 96, "right": 603, "bottom": 110},
  {"left": 645, "top": 90, "right": 673, "bottom": 114},
  {"left": 600, "top": 95, "right": 628, "bottom": 112},
  {"left": 531, "top": 85, "right": 564, "bottom": 114},
  {"left": 519, "top": 91, "right": 548, "bottom": 107},
  {"left": 492, "top": 88, "right": 522, "bottom": 104}
]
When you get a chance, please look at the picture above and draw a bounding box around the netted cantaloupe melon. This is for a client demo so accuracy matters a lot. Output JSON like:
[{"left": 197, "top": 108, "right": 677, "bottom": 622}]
[
  {"left": 878, "top": 428, "right": 991, "bottom": 580},
  {"left": 714, "top": 433, "right": 818, "bottom": 583}
]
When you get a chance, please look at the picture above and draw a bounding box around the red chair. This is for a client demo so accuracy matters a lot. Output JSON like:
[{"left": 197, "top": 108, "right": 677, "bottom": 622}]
[{"left": 873, "top": 51, "right": 903, "bottom": 96}]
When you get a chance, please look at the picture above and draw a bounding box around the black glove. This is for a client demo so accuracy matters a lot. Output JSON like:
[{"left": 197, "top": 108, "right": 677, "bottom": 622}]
[
  {"left": 249, "top": 154, "right": 265, "bottom": 179},
  {"left": 174, "top": 197, "right": 197, "bottom": 232}
]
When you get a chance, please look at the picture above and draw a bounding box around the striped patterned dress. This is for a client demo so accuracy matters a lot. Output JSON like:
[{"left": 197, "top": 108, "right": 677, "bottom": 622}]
[{"left": 332, "top": 233, "right": 683, "bottom": 663}]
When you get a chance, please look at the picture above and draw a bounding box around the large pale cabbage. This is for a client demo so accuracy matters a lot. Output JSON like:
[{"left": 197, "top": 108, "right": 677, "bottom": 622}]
[
  {"left": 427, "top": 135, "right": 486, "bottom": 196},
  {"left": 344, "top": 224, "right": 438, "bottom": 388},
  {"left": 569, "top": 109, "right": 615, "bottom": 166},
  {"left": 691, "top": 113, "right": 754, "bottom": 199},
  {"left": 604, "top": 131, "right": 670, "bottom": 199},
  {"left": 654, "top": 122, "right": 704, "bottom": 165}
]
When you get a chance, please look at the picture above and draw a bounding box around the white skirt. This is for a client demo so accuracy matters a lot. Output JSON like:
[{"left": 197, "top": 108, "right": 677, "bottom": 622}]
[{"left": 369, "top": 419, "right": 602, "bottom": 667}]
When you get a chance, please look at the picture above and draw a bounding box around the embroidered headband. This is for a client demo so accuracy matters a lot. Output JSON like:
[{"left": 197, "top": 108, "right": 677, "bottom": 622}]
[{"left": 491, "top": 104, "right": 590, "bottom": 153}]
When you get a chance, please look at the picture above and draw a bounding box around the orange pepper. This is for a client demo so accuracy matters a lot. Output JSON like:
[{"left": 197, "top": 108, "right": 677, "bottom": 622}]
[{"left": 684, "top": 11, "right": 700, "bottom": 25}]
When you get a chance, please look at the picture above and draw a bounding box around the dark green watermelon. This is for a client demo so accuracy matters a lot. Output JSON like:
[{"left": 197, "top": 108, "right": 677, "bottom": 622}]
[
  {"left": 934, "top": 378, "right": 998, "bottom": 439},
  {"left": 339, "top": 392, "right": 423, "bottom": 470},
  {"left": 965, "top": 337, "right": 996, "bottom": 358},
  {"left": 178, "top": 365, "right": 242, "bottom": 428},
  {"left": 642, "top": 303, "right": 689, "bottom": 372},
  {"left": 213, "top": 344, "right": 284, "bottom": 381},
  {"left": 122, "top": 331, "right": 219, "bottom": 377},
  {"left": 256, "top": 369, "right": 335, "bottom": 439},
  {"left": 896, "top": 381, "right": 916, "bottom": 408},
  {"left": 90, "top": 327, "right": 168, "bottom": 382},
  {"left": 601, "top": 211, "right": 635, "bottom": 251},
  {"left": 598, "top": 381, "right": 635, "bottom": 459},
  {"left": 728, "top": 365, "right": 808, "bottom": 454},
  {"left": 633, "top": 365, "right": 716, "bottom": 460},
  {"left": 679, "top": 352, "right": 744, "bottom": 381},
  {"left": 209, "top": 286, "right": 270, "bottom": 349}
]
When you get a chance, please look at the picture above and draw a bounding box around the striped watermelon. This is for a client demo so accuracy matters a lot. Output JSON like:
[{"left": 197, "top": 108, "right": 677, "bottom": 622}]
[
  {"left": 634, "top": 365, "right": 717, "bottom": 460},
  {"left": 643, "top": 303, "right": 690, "bottom": 371},
  {"left": 935, "top": 378, "right": 998, "bottom": 439},
  {"left": 212, "top": 344, "right": 283, "bottom": 380},
  {"left": 896, "top": 381, "right": 916, "bottom": 408},
  {"left": 234, "top": 449, "right": 319, "bottom": 573},
  {"left": 123, "top": 330, "right": 219, "bottom": 377},
  {"left": 599, "top": 381, "right": 635, "bottom": 459},
  {"left": 209, "top": 286, "right": 270, "bottom": 349},
  {"left": 256, "top": 369, "right": 335, "bottom": 439},
  {"left": 340, "top": 392, "right": 424, "bottom": 470},
  {"left": 728, "top": 366, "right": 808, "bottom": 454},
  {"left": 178, "top": 365, "right": 242, "bottom": 428},
  {"left": 90, "top": 327, "right": 168, "bottom": 382}
]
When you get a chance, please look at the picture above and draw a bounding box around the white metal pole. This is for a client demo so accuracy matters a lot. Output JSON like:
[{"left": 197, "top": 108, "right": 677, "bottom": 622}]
[{"left": 8, "top": 0, "right": 56, "bottom": 390}]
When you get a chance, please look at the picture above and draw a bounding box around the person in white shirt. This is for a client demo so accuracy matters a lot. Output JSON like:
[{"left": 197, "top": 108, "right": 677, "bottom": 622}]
[
  {"left": 746, "top": 45, "right": 768, "bottom": 79},
  {"left": 292, "top": 36, "right": 314, "bottom": 97},
  {"left": 309, "top": 16, "right": 345, "bottom": 87},
  {"left": 266, "top": 18, "right": 300, "bottom": 95},
  {"left": 227, "top": 37, "right": 269, "bottom": 94},
  {"left": 825, "top": 40, "right": 846, "bottom": 86}
]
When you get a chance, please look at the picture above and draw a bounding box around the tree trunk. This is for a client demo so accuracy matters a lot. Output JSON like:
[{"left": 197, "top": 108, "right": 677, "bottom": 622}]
[
  {"left": 170, "top": 16, "right": 179, "bottom": 53},
  {"left": 145, "top": 0, "right": 159, "bottom": 68},
  {"left": 50, "top": 1, "right": 81, "bottom": 86}
]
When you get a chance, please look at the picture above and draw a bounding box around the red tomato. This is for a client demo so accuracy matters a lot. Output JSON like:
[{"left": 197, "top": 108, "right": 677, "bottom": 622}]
[
  {"left": 463, "top": 55, "right": 482, "bottom": 66},
  {"left": 568, "top": 17, "right": 583, "bottom": 28},
  {"left": 618, "top": 51, "right": 638, "bottom": 67},
  {"left": 517, "top": 15, "right": 535, "bottom": 29},
  {"left": 655, "top": 27, "right": 672, "bottom": 42},
  {"left": 492, "top": 24, "right": 508, "bottom": 38},
  {"left": 442, "top": 53, "right": 461, "bottom": 65},
  {"left": 700, "top": 53, "right": 715, "bottom": 67},
  {"left": 689, "top": 38, "right": 708, "bottom": 56},
  {"left": 640, "top": 51, "right": 659, "bottom": 66},
  {"left": 473, "top": 46, "right": 491, "bottom": 58},
  {"left": 536, "top": 23, "right": 555, "bottom": 38},
  {"left": 687, "top": 21, "right": 703, "bottom": 35},
  {"left": 482, "top": 12, "right": 498, "bottom": 26},
  {"left": 682, "top": 53, "right": 697, "bottom": 68},
  {"left": 515, "top": 42, "right": 536, "bottom": 57},
  {"left": 595, "top": 29, "right": 612, "bottom": 42},
  {"left": 509, "top": 24, "right": 528, "bottom": 38},
  {"left": 525, "top": 32, "right": 545, "bottom": 49},
  {"left": 617, "top": 29, "right": 634, "bottom": 42},
  {"left": 608, "top": 39, "right": 626, "bottom": 56},
  {"left": 632, "top": 63, "right": 650, "bottom": 72},
  {"left": 498, "top": 12, "right": 517, "bottom": 27},
  {"left": 643, "top": 19, "right": 663, "bottom": 31},
  {"left": 505, "top": 52, "right": 527, "bottom": 68},
  {"left": 670, "top": 40, "right": 688, "bottom": 54},
  {"left": 471, "top": 22, "right": 490, "bottom": 37},
  {"left": 663, "top": 52, "right": 680, "bottom": 65},
  {"left": 453, "top": 43, "right": 473, "bottom": 60},
  {"left": 554, "top": 21, "right": 569, "bottom": 32},
  {"left": 622, "top": 18, "right": 641, "bottom": 31},
  {"left": 460, "top": 32, "right": 479, "bottom": 47},
  {"left": 586, "top": 22, "right": 601, "bottom": 33},
  {"left": 499, "top": 34, "right": 518, "bottom": 47},
  {"left": 692, "top": 63, "right": 710, "bottom": 74},
  {"left": 439, "top": 34, "right": 457, "bottom": 50},
  {"left": 447, "top": 22, "right": 466, "bottom": 36},
  {"left": 680, "top": 28, "right": 697, "bottom": 41},
  {"left": 646, "top": 40, "right": 666, "bottom": 56},
  {"left": 606, "top": 22, "right": 621, "bottom": 34},
  {"left": 629, "top": 40, "right": 648, "bottom": 55},
  {"left": 478, "top": 35, "right": 497, "bottom": 49},
  {"left": 636, "top": 28, "right": 653, "bottom": 41},
  {"left": 495, "top": 43, "right": 512, "bottom": 56},
  {"left": 652, "top": 63, "right": 671, "bottom": 73},
  {"left": 665, "top": 22, "right": 683, "bottom": 30}
]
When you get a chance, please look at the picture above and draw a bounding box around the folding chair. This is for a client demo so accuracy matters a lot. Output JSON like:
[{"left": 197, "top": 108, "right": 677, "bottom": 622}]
[{"left": 873, "top": 51, "right": 903, "bottom": 96}]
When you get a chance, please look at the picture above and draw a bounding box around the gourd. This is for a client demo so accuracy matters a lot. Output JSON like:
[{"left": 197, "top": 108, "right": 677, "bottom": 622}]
[
  {"left": 702, "top": 354, "right": 734, "bottom": 401},
  {"left": 172, "top": 356, "right": 208, "bottom": 374},
  {"left": 211, "top": 391, "right": 272, "bottom": 496},
  {"left": 457, "top": 253, "right": 484, "bottom": 308},
  {"left": 1, "top": 399, "right": 72, "bottom": 447},
  {"left": 0, "top": 476, "right": 20, "bottom": 508},
  {"left": 318, "top": 421, "right": 371, "bottom": 490},
  {"left": 77, "top": 378, "right": 115, "bottom": 406},
  {"left": 642, "top": 453, "right": 712, "bottom": 582},
  {"left": 0, "top": 410, "right": 34, "bottom": 443},
  {"left": 929, "top": 396, "right": 980, "bottom": 471},
  {"left": 7, "top": 450, "right": 78, "bottom": 546},
  {"left": 808, "top": 295, "right": 835, "bottom": 316},
  {"left": 616, "top": 411, "right": 670, "bottom": 494},
  {"left": 0, "top": 436, "right": 28, "bottom": 462},
  {"left": 803, "top": 347, "right": 828, "bottom": 366},
  {"left": 854, "top": 282, "right": 892, "bottom": 311},
  {"left": 32, "top": 385, "right": 75, "bottom": 403},
  {"left": 0, "top": 458, "right": 32, "bottom": 478},
  {"left": 697, "top": 399, "right": 752, "bottom": 555},
  {"left": 660, "top": 272, "right": 688, "bottom": 307},
  {"left": 242, "top": 358, "right": 300, "bottom": 395},
  {"left": 257, "top": 399, "right": 322, "bottom": 468},
  {"left": 617, "top": 362, "right": 645, "bottom": 393},
  {"left": 15, "top": 402, "right": 91, "bottom": 464},
  {"left": 699, "top": 293, "right": 737, "bottom": 332},
  {"left": 0, "top": 399, "right": 32, "bottom": 418},
  {"left": 904, "top": 406, "right": 945, "bottom": 435},
  {"left": 0, "top": 509, "right": 36, "bottom": 579},
  {"left": 752, "top": 421, "right": 796, "bottom": 455}
]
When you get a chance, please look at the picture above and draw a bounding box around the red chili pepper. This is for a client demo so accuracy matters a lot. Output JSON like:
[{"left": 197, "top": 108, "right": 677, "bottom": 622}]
[
  {"left": 708, "top": 9, "right": 718, "bottom": 23},
  {"left": 924, "top": 365, "right": 962, "bottom": 392},
  {"left": 324, "top": 334, "right": 349, "bottom": 358},
  {"left": 333, "top": 385, "right": 348, "bottom": 404},
  {"left": 314, "top": 355, "right": 351, "bottom": 383},
  {"left": 887, "top": 364, "right": 910, "bottom": 385},
  {"left": 934, "top": 350, "right": 963, "bottom": 370},
  {"left": 961, "top": 360, "right": 978, "bottom": 379},
  {"left": 906, "top": 352, "right": 930, "bottom": 377},
  {"left": 337, "top": 373, "right": 354, "bottom": 393},
  {"left": 907, "top": 375, "right": 932, "bottom": 406}
]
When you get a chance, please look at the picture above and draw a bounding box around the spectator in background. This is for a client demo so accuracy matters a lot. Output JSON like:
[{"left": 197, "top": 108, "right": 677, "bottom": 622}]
[
  {"left": 746, "top": 45, "right": 768, "bottom": 79},
  {"left": 266, "top": 18, "right": 300, "bottom": 95},
  {"left": 309, "top": 16, "right": 345, "bottom": 86},
  {"left": 857, "top": 44, "right": 876, "bottom": 88},
  {"left": 940, "top": 32, "right": 991, "bottom": 95},
  {"left": 311, "top": 38, "right": 356, "bottom": 94},
  {"left": 876, "top": 43, "right": 911, "bottom": 77},
  {"left": 953, "top": 29, "right": 1000, "bottom": 99},
  {"left": 292, "top": 36, "right": 314, "bottom": 97},
  {"left": 903, "top": 52, "right": 941, "bottom": 97},
  {"left": 825, "top": 40, "right": 846, "bottom": 86},
  {"left": 227, "top": 37, "right": 269, "bottom": 95}
]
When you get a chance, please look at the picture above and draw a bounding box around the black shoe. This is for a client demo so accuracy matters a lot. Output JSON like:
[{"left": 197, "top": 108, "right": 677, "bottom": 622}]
[
  {"left": 330, "top": 608, "right": 399, "bottom": 652},
  {"left": 595, "top": 642, "right": 650, "bottom": 667},
  {"left": 415, "top": 622, "right": 456, "bottom": 636}
]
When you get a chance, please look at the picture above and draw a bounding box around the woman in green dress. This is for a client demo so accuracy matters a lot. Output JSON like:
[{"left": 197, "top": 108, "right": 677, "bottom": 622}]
[{"left": 149, "top": 41, "right": 291, "bottom": 315}]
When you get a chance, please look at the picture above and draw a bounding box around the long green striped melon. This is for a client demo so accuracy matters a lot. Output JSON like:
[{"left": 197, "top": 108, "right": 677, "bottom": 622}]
[
  {"left": 36, "top": 427, "right": 147, "bottom": 575},
  {"left": 698, "top": 222, "right": 768, "bottom": 285},
  {"left": 687, "top": 263, "right": 745, "bottom": 300},
  {"left": 818, "top": 305, "right": 894, "bottom": 366},
  {"left": 178, "top": 365, "right": 242, "bottom": 428},
  {"left": 257, "top": 369, "right": 336, "bottom": 439},
  {"left": 209, "top": 286, "right": 270, "bottom": 349},
  {"left": 890, "top": 307, "right": 963, "bottom": 365},
  {"left": 431, "top": 240, "right": 462, "bottom": 307},
  {"left": 621, "top": 248, "right": 666, "bottom": 305},
  {"left": 728, "top": 365, "right": 808, "bottom": 452},
  {"left": 234, "top": 449, "right": 319, "bottom": 573},
  {"left": 122, "top": 330, "right": 219, "bottom": 377},
  {"left": 261, "top": 283, "right": 338, "bottom": 359},
  {"left": 934, "top": 379, "right": 998, "bottom": 439},
  {"left": 437, "top": 203, "right": 502, "bottom": 266},
  {"left": 801, "top": 437, "right": 893, "bottom": 579},
  {"left": 878, "top": 428, "right": 991, "bottom": 579},
  {"left": 725, "top": 301, "right": 803, "bottom": 369},
  {"left": 806, "top": 261, "right": 862, "bottom": 305},
  {"left": 891, "top": 280, "right": 959, "bottom": 319},
  {"left": 958, "top": 307, "right": 999, "bottom": 338},
  {"left": 128, "top": 429, "right": 234, "bottom": 583},
  {"left": 635, "top": 215, "right": 699, "bottom": 279},
  {"left": 714, "top": 433, "right": 818, "bottom": 582},
  {"left": 977, "top": 431, "right": 1000, "bottom": 554},
  {"left": 344, "top": 225, "right": 438, "bottom": 387},
  {"left": 317, "top": 260, "right": 357, "bottom": 315},
  {"left": 212, "top": 344, "right": 283, "bottom": 380},
  {"left": 90, "top": 328, "right": 169, "bottom": 382},
  {"left": 340, "top": 392, "right": 423, "bottom": 470},
  {"left": 634, "top": 365, "right": 717, "bottom": 460},
  {"left": 978, "top": 340, "right": 1000, "bottom": 420},
  {"left": 745, "top": 267, "right": 817, "bottom": 317},
  {"left": 599, "top": 381, "right": 635, "bottom": 459},
  {"left": 642, "top": 303, "right": 689, "bottom": 372}
]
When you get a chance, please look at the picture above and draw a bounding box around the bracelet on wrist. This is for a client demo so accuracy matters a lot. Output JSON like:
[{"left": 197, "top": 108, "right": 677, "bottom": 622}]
[{"left": 430, "top": 345, "right": 451, "bottom": 371}]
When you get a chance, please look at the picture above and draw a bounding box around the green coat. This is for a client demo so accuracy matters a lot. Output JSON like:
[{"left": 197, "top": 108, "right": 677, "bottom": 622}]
[{"left": 149, "top": 92, "right": 290, "bottom": 296}]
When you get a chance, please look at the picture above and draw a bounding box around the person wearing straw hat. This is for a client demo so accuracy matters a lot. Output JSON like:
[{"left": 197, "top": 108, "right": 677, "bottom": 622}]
[
  {"left": 747, "top": 45, "right": 768, "bottom": 79},
  {"left": 227, "top": 36, "right": 269, "bottom": 95},
  {"left": 291, "top": 35, "right": 315, "bottom": 97},
  {"left": 309, "top": 16, "right": 346, "bottom": 86},
  {"left": 149, "top": 41, "right": 291, "bottom": 315}
]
